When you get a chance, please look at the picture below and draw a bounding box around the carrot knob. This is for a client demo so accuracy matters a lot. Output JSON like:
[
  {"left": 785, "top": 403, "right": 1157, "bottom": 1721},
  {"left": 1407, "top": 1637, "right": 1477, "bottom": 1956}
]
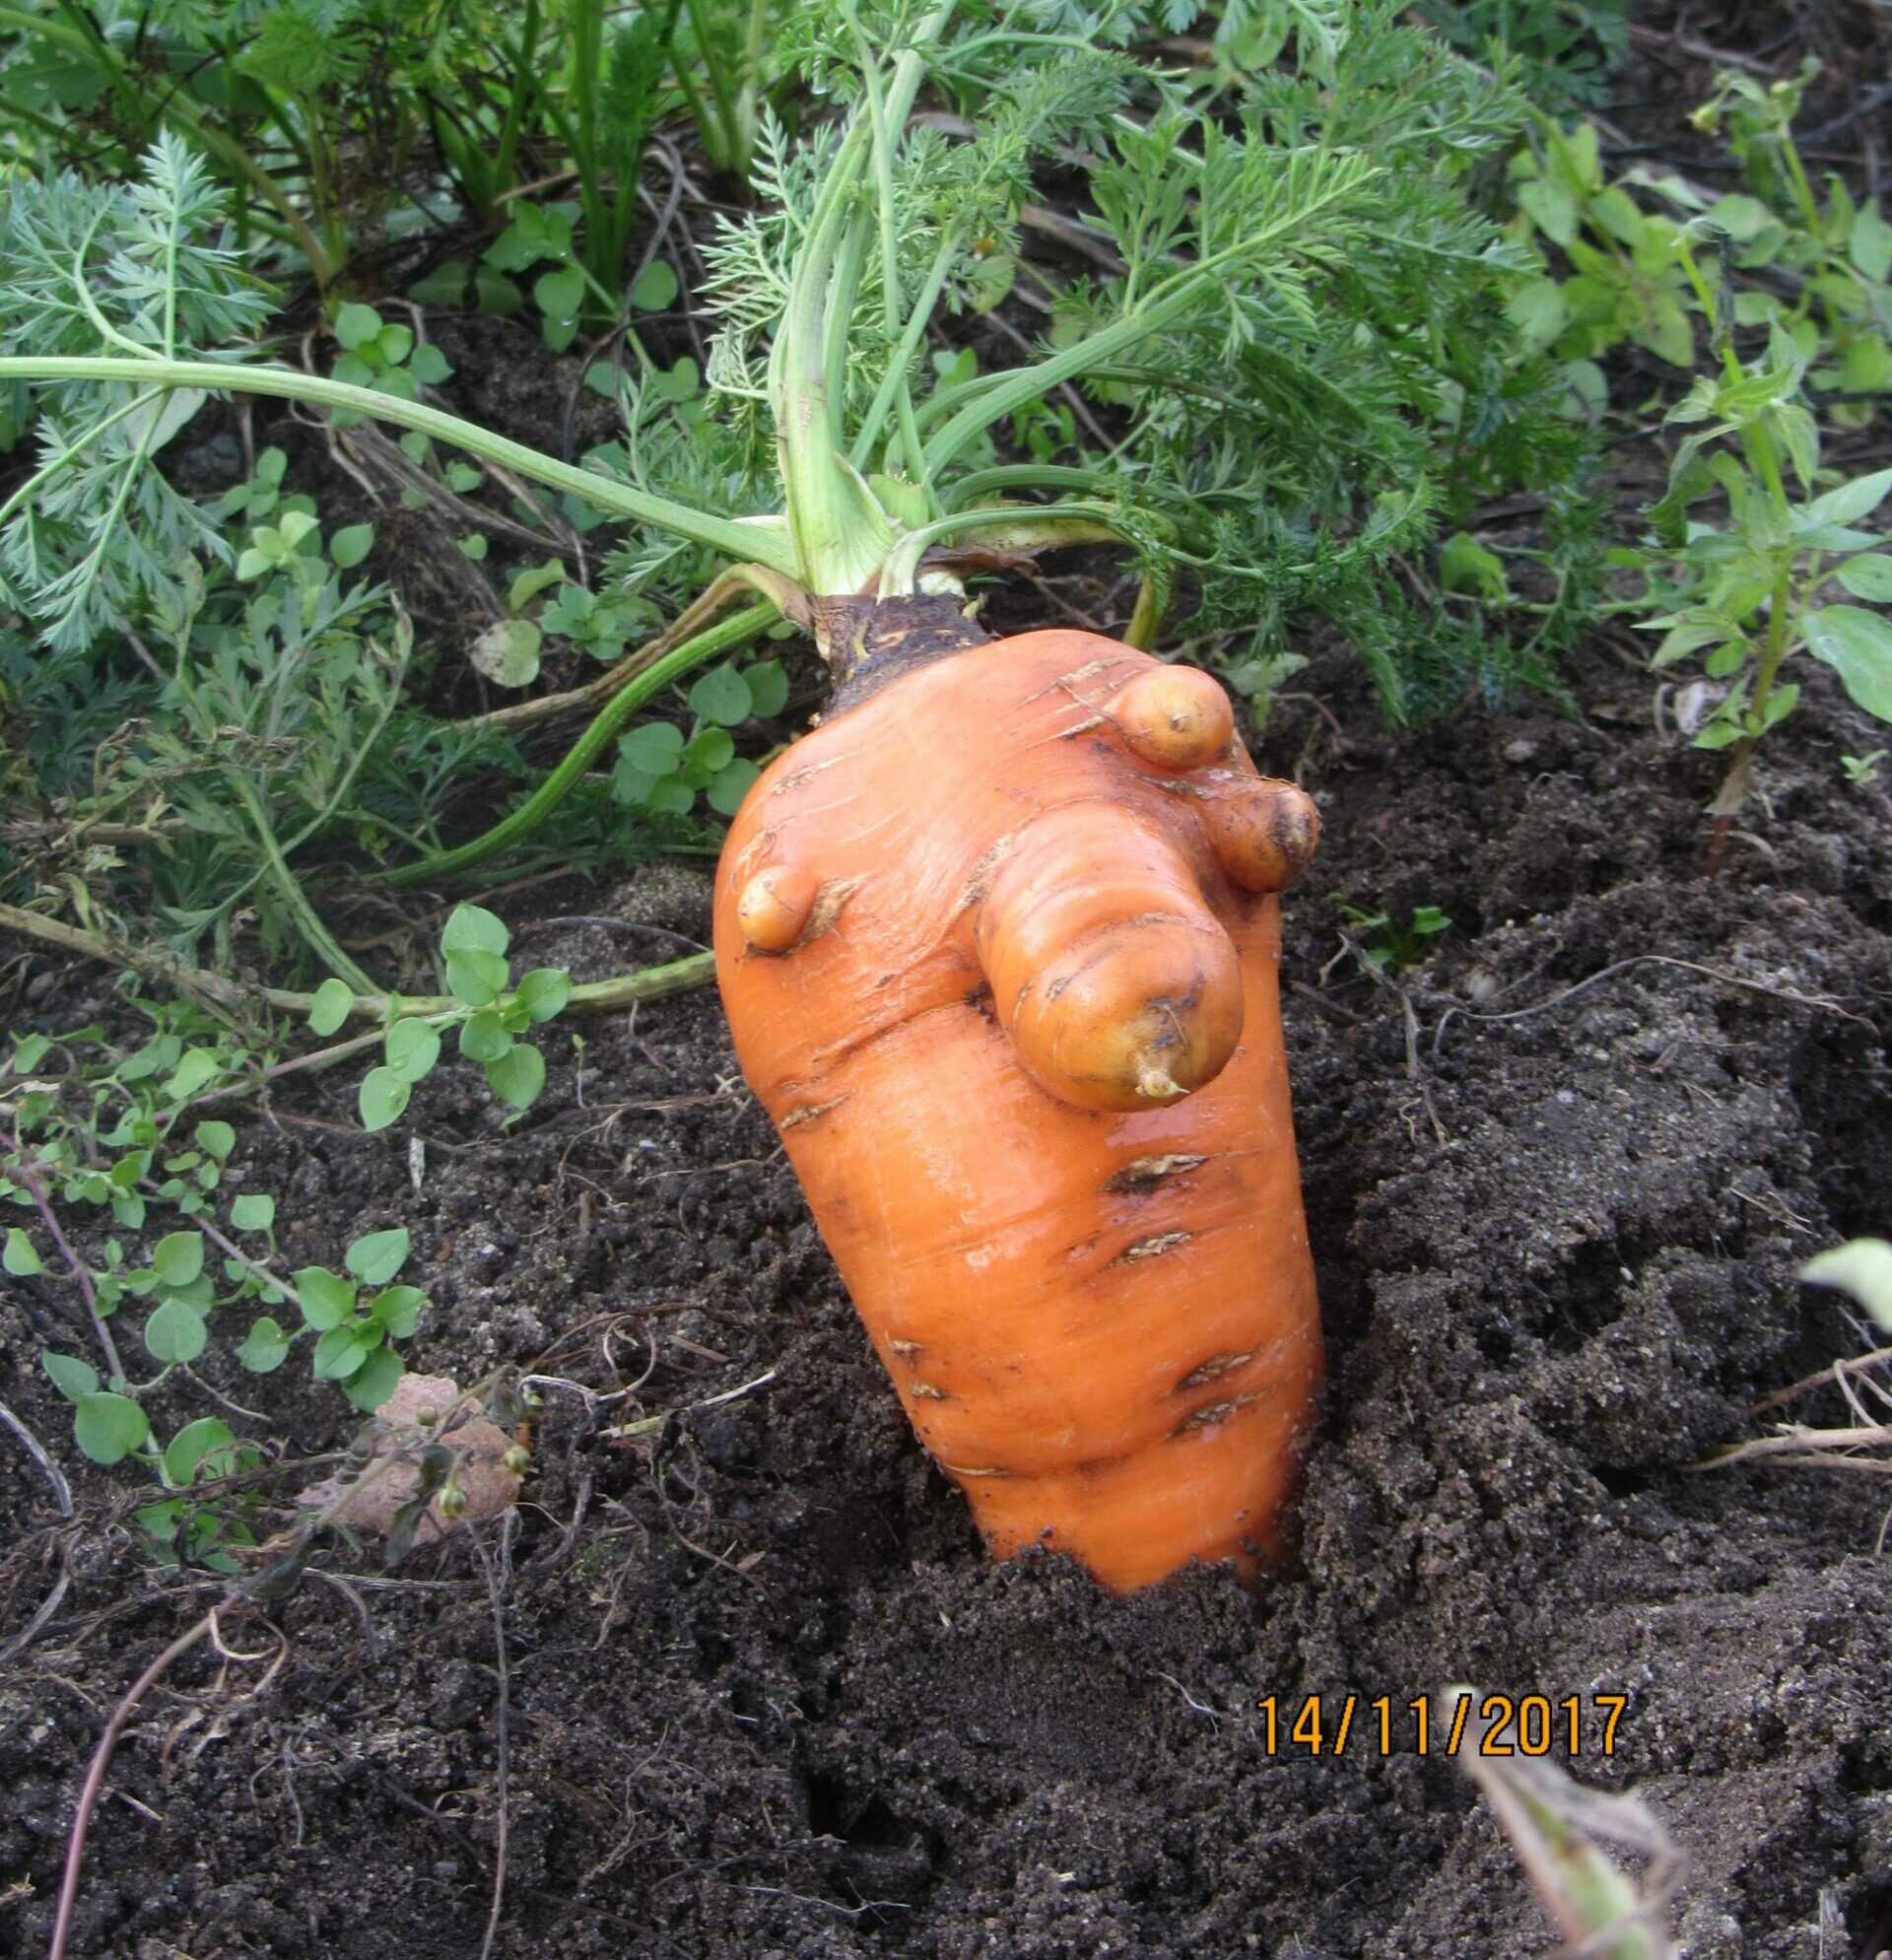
[
  {"left": 736, "top": 865, "right": 822, "bottom": 953},
  {"left": 1196, "top": 776, "right": 1321, "bottom": 894},
  {"left": 1109, "top": 665, "right": 1235, "bottom": 772},
  {"left": 975, "top": 802, "right": 1244, "bottom": 1111}
]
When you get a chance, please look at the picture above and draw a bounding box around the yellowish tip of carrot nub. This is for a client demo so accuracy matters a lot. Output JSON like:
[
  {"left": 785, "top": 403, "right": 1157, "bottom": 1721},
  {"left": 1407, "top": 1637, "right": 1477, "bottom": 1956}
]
[
  {"left": 737, "top": 866, "right": 822, "bottom": 953},
  {"left": 1136, "top": 1063, "right": 1186, "bottom": 1102}
]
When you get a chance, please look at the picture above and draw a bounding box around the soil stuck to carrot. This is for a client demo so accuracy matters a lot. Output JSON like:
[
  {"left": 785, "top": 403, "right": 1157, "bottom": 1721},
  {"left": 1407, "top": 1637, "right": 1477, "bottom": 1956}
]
[{"left": 4, "top": 610, "right": 1891, "bottom": 1958}]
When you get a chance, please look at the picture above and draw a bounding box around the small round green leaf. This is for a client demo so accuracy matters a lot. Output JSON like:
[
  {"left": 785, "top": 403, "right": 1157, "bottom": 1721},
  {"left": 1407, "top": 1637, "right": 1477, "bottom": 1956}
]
[
  {"left": 312, "top": 1324, "right": 370, "bottom": 1381},
  {"left": 294, "top": 1266, "right": 357, "bottom": 1330},
  {"left": 331, "top": 523, "right": 375, "bottom": 569},
  {"left": 231, "top": 1192, "right": 276, "bottom": 1233},
  {"left": 679, "top": 727, "right": 735, "bottom": 787},
  {"left": 442, "top": 904, "right": 509, "bottom": 956},
  {"left": 236, "top": 1315, "right": 292, "bottom": 1373},
  {"left": 408, "top": 343, "right": 452, "bottom": 386},
  {"left": 347, "top": 1227, "right": 411, "bottom": 1286},
  {"left": 458, "top": 1009, "right": 514, "bottom": 1062},
  {"left": 645, "top": 776, "right": 696, "bottom": 817},
  {"left": 514, "top": 969, "right": 570, "bottom": 1024},
  {"left": 145, "top": 1297, "right": 208, "bottom": 1364},
  {"left": 4, "top": 1226, "right": 42, "bottom": 1275},
  {"left": 333, "top": 301, "right": 382, "bottom": 351},
  {"left": 630, "top": 260, "right": 680, "bottom": 311},
  {"left": 153, "top": 1230, "right": 205, "bottom": 1288},
  {"left": 344, "top": 1344, "right": 404, "bottom": 1412},
  {"left": 360, "top": 1066, "right": 411, "bottom": 1131},
  {"left": 369, "top": 1284, "right": 425, "bottom": 1339},
  {"left": 165, "top": 1049, "right": 221, "bottom": 1101},
  {"left": 384, "top": 1020, "right": 442, "bottom": 1085},
  {"left": 707, "top": 758, "right": 761, "bottom": 817},
  {"left": 618, "top": 722, "right": 686, "bottom": 775},
  {"left": 535, "top": 264, "right": 585, "bottom": 321},
  {"left": 42, "top": 1350, "right": 101, "bottom": 1401},
  {"left": 470, "top": 618, "right": 544, "bottom": 689},
  {"left": 486, "top": 1042, "right": 547, "bottom": 1110},
  {"left": 741, "top": 659, "right": 789, "bottom": 718},
  {"left": 445, "top": 948, "right": 509, "bottom": 1008},
  {"left": 309, "top": 977, "right": 354, "bottom": 1038},
  {"left": 689, "top": 663, "right": 753, "bottom": 727},
  {"left": 75, "top": 1391, "right": 150, "bottom": 1465},
  {"left": 165, "top": 1416, "right": 234, "bottom": 1486},
  {"left": 408, "top": 259, "right": 470, "bottom": 306}
]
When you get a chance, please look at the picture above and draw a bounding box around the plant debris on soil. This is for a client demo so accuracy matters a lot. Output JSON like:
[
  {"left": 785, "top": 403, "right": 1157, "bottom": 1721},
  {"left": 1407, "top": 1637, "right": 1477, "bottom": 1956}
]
[{"left": 4, "top": 614, "right": 1891, "bottom": 1959}]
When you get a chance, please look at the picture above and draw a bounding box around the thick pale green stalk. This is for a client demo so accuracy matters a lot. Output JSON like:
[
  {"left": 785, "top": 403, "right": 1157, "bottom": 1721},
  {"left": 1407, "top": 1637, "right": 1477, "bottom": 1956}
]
[
  {"left": 769, "top": 116, "right": 890, "bottom": 593},
  {"left": 768, "top": 3, "right": 953, "bottom": 595},
  {"left": 0, "top": 357, "right": 800, "bottom": 577}
]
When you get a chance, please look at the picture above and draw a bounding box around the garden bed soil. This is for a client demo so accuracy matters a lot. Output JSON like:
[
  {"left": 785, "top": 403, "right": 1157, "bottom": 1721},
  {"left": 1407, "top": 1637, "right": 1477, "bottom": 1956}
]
[{"left": 4, "top": 616, "right": 1892, "bottom": 1958}]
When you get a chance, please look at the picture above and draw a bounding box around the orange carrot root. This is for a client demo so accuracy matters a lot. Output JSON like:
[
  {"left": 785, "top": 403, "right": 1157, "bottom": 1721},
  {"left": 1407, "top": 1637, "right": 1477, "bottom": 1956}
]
[{"left": 712, "top": 631, "right": 1322, "bottom": 1592}]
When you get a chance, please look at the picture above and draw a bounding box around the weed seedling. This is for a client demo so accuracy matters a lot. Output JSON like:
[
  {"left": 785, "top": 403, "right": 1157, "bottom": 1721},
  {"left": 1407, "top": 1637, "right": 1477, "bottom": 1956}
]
[
  {"left": 322, "top": 904, "right": 573, "bottom": 1132},
  {"left": 1333, "top": 900, "right": 1453, "bottom": 972}
]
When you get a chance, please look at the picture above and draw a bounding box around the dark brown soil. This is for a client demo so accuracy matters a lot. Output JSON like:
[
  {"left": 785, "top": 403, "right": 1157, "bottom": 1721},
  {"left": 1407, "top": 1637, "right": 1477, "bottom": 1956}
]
[{"left": 5, "top": 606, "right": 1892, "bottom": 1958}]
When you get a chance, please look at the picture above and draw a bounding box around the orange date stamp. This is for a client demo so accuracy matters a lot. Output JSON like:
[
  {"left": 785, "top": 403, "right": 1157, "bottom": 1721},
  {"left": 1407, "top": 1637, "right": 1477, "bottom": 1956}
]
[{"left": 1254, "top": 1693, "right": 1628, "bottom": 1758}]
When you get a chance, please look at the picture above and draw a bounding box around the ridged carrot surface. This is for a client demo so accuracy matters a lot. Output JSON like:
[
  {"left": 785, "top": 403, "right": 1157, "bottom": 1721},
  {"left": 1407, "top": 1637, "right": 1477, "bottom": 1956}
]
[{"left": 713, "top": 629, "right": 1322, "bottom": 1591}]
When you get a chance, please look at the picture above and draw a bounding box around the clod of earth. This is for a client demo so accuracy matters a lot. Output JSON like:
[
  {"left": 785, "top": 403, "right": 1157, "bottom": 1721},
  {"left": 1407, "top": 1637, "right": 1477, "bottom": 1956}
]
[
  {"left": 299, "top": 1373, "right": 521, "bottom": 1540},
  {"left": 713, "top": 630, "right": 1323, "bottom": 1592}
]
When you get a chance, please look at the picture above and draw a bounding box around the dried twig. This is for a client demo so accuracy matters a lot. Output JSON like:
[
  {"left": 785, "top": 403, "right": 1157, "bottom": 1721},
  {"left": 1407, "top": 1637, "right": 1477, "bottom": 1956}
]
[
  {"left": 0, "top": 1397, "right": 77, "bottom": 1669},
  {"left": 470, "top": 1523, "right": 514, "bottom": 1960},
  {"left": 8, "top": 1123, "right": 123, "bottom": 1381},
  {"left": 1754, "top": 1344, "right": 1892, "bottom": 1413},
  {"left": 0, "top": 1395, "right": 73, "bottom": 1519},
  {"left": 1335, "top": 934, "right": 1447, "bottom": 1146},
  {"left": 1432, "top": 954, "right": 1865, "bottom": 1058},
  {"left": 47, "top": 1611, "right": 217, "bottom": 1960}
]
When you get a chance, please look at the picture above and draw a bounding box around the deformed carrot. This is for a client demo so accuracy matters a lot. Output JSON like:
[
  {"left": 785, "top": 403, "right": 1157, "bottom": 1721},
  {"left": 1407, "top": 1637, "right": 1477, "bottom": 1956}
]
[{"left": 714, "top": 631, "right": 1321, "bottom": 1591}]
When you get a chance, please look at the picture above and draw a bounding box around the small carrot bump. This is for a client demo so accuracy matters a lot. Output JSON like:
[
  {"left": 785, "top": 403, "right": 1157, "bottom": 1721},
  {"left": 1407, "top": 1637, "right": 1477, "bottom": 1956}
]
[
  {"left": 1198, "top": 778, "right": 1320, "bottom": 895},
  {"left": 1109, "top": 665, "right": 1235, "bottom": 772},
  {"left": 737, "top": 865, "right": 823, "bottom": 952}
]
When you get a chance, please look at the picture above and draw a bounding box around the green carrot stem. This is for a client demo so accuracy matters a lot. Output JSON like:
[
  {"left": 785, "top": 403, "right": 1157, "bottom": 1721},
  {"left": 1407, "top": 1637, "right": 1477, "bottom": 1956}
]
[
  {"left": 0, "top": 357, "right": 798, "bottom": 576},
  {"left": 375, "top": 601, "right": 777, "bottom": 888}
]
